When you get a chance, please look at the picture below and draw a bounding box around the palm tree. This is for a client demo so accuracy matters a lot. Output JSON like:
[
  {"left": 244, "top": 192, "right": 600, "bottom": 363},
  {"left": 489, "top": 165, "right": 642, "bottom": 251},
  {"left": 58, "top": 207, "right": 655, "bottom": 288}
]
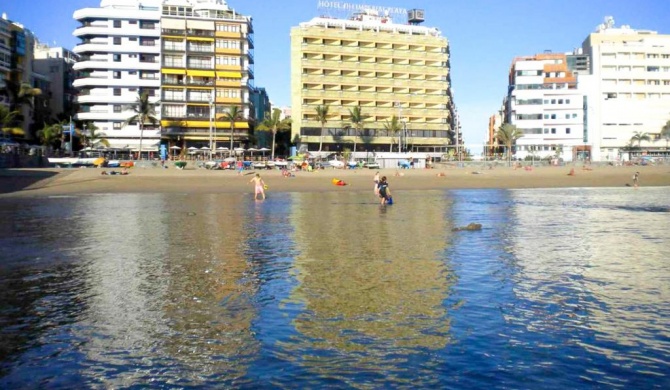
[
  {"left": 222, "top": 106, "right": 243, "bottom": 152},
  {"left": 4, "top": 81, "right": 42, "bottom": 111},
  {"left": 315, "top": 105, "right": 329, "bottom": 154},
  {"left": 37, "top": 123, "right": 62, "bottom": 155},
  {"left": 256, "top": 108, "right": 291, "bottom": 160},
  {"left": 383, "top": 115, "right": 402, "bottom": 152},
  {"left": 630, "top": 131, "right": 651, "bottom": 148},
  {"left": 348, "top": 106, "right": 365, "bottom": 158},
  {"left": 83, "top": 122, "right": 110, "bottom": 149},
  {"left": 661, "top": 120, "right": 670, "bottom": 150},
  {"left": 0, "top": 105, "right": 19, "bottom": 138},
  {"left": 123, "top": 91, "right": 159, "bottom": 160},
  {"left": 495, "top": 123, "right": 524, "bottom": 166}
]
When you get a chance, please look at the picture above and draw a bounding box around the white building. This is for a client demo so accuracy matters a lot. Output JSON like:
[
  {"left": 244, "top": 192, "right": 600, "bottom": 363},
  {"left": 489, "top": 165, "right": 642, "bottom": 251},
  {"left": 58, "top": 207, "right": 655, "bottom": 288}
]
[
  {"left": 73, "top": 0, "right": 162, "bottom": 153},
  {"left": 582, "top": 17, "right": 670, "bottom": 161},
  {"left": 507, "top": 52, "right": 587, "bottom": 162}
]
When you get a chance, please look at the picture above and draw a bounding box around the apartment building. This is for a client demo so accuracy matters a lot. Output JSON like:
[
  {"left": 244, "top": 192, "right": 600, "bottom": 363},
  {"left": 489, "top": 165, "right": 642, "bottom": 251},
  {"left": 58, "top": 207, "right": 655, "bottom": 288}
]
[
  {"left": 581, "top": 17, "right": 670, "bottom": 161},
  {"left": 290, "top": 9, "right": 453, "bottom": 155},
  {"left": 33, "top": 45, "right": 79, "bottom": 120},
  {"left": 72, "top": 0, "right": 253, "bottom": 155},
  {"left": 0, "top": 15, "right": 11, "bottom": 107},
  {"left": 159, "top": 0, "right": 253, "bottom": 150},
  {"left": 507, "top": 52, "right": 587, "bottom": 162},
  {"left": 0, "top": 14, "right": 39, "bottom": 138},
  {"left": 73, "top": 0, "right": 162, "bottom": 152}
]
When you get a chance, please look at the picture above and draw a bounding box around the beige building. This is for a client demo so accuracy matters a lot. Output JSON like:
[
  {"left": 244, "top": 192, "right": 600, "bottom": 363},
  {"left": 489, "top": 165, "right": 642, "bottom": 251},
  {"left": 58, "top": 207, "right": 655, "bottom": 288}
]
[{"left": 290, "top": 9, "right": 453, "bottom": 155}]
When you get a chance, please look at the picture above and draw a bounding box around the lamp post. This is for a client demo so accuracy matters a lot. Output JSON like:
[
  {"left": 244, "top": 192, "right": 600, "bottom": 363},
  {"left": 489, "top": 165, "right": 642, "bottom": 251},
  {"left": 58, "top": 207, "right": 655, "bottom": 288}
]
[{"left": 208, "top": 94, "right": 214, "bottom": 160}]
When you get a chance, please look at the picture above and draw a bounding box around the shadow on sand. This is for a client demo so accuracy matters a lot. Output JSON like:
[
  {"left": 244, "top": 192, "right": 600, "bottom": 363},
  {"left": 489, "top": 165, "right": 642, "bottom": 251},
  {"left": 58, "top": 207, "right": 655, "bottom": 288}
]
[{"left": 0, "top": 169, "right": 63, "bottom": 194}]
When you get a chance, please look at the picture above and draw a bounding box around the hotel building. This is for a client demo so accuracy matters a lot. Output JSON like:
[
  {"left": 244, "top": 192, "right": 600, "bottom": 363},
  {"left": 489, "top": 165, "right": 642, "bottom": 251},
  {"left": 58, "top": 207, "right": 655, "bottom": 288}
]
[
  {"left": 506, "top": 52, "right": 588, "bottom": 162},
  {"left": 72, "top": 0, "right": 253, "bottom": 153},
  {"left": 290, "top": 8, "right": 453, "bottom": 154},
  {"left": 581, "top": 18, "right": 670, "bottom": 161}
]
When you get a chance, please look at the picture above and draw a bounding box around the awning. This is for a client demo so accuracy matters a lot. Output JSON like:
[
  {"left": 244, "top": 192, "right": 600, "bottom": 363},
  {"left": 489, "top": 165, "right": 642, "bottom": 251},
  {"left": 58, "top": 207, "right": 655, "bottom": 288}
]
[
  {"left": 216, "top": 71, "right": 242, "bottom": 78},
  {"left": 2, "top": 127, "right": 25, "bottom": 136},
  {"left": 162, "top": 68, "right": 186, "bottom": 75},
  {"left": 186, "top": 36, "right": 214, "bottom": 42},
  {"left": 187, "top": 69, "right": 215, "bottom": 77}
]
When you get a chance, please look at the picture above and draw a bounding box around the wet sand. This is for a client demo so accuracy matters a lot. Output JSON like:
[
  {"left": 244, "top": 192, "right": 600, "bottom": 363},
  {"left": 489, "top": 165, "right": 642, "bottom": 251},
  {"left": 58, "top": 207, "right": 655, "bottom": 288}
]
[{"left": 1, "top": 164, "right": 669, "bottom": 197}]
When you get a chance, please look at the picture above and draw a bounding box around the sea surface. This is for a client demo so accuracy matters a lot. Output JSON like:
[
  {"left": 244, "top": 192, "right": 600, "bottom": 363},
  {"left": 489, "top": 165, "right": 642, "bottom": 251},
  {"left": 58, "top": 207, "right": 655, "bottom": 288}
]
[{"left": 0, "top": 187, "right": 669, "bottom": 389}]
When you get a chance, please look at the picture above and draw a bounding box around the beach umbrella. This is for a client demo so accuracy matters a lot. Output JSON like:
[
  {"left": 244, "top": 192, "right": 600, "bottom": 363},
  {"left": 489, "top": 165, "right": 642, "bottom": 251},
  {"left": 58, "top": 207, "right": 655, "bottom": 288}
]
[
  {"left": 170, "top": 145, "right": 181, "bottom": 158},
  {"left": 234, "top": 147, "right": 245, "bottom": 156},
  {"left": 187, "top": 146, "right": 197, "bottom": 151},
  {"left": 216, "top": 146, "right": 228, "bottom": 155},
  {"left": 259, "top": 147, "right": 270, "bottom": 157}
]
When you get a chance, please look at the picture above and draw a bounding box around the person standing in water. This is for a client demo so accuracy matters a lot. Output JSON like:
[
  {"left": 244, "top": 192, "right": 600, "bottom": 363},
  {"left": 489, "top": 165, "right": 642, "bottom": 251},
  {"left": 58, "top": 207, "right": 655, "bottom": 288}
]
[
  {"left": 633, "top": 171, "right": 640, "bottom": 189},
  {"left": 373, "top": 171, "right": 380, "bottom": 195},
  {"left": 249, "top": 173, "right": 266, "bottom": 200},
  {"left": 377, "top": 176, "right": 392, "bottom": 205}
]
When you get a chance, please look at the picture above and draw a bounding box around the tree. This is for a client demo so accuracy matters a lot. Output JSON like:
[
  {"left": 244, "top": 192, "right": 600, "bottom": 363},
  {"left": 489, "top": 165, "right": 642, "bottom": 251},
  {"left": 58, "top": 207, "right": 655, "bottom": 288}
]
[
  {"left": 315, "top": 105, "right": 329, "bottom": 154},
  {"left": 659, "top": 121, "right": 670, "bottom": 149},
  {"left": 222, "top": 106, "right": 243, "bottom": 152},
  {"left": 123, "top": 91, "right": 159, "bottom": 159},
  {"left": 256, "top": 108, "right": 291, "bottom": 160},
  {"left": 495, "top": 123, "right": 524, "bottom": 166},
  {"left": 37, "top": 123, "right": 62, "bottom": 155},
  {"left": 383, "top": 115, "right": 402, "bottom": 152},
  {"left": 348, "top": 106, "right": 365, "bottom": 158},
  {"left": 630, "top": 131, "right": 651, "bottom": 148},
  {"left": 0, "top": 105, "right": 19, "bottom": 138},
  {"left": 3, "top": 81, "right": 42, "bottom": 111},
  {"left": 83, "top": 122, "right": 110, "bottom": 149}
]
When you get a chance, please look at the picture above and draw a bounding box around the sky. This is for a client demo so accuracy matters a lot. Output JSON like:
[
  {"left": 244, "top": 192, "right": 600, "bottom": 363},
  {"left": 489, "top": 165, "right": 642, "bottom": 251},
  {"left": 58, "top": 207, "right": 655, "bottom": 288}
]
[{"left": 2, "top": 0, "right": 669, "bottom": 145}]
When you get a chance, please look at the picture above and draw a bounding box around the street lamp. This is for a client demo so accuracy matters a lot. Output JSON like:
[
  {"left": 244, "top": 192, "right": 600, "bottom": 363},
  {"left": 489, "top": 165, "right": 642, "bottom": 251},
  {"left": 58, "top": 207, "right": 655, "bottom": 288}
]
[{"left": 208, "top": 94, "right": 214, "bottom": 160}]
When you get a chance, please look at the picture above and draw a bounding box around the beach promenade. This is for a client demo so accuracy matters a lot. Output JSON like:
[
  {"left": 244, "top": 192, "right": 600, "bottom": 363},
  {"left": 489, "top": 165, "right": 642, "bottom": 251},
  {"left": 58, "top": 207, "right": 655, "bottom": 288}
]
[{"left": 1, "top": 164, "right": 669, "bottom": 197}]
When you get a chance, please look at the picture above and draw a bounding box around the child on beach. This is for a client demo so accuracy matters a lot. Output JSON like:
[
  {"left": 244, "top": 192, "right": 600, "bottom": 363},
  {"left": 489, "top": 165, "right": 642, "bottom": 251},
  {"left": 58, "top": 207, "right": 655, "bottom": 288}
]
[
  {"left": 377, "top": 176, "right": 392, "bottom": 205},
  {"left": 249, "top": 173, "right": 266, "bottom": 200}
]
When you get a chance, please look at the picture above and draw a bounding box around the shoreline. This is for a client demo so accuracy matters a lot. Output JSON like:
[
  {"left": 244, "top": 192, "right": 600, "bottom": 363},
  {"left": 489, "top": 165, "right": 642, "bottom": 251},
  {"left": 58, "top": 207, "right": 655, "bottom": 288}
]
[{"left": 1, "top": 165, "right": 669, "bottom": 197}]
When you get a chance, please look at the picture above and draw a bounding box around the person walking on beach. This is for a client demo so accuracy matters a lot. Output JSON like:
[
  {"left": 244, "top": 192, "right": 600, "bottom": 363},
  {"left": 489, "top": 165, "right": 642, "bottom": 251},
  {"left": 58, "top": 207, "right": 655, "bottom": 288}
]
[
  {"left": 373, "top": 171, "right": 380, "bottom": 195},
  {"left": 633, "top": 171, "right": 640, "bottom": 189},
  {"left": 377, "top": 176, "right": 391, "bottom": 205},
  {"left": 249, "top": 173, "right": 266, "bottom": 200}
]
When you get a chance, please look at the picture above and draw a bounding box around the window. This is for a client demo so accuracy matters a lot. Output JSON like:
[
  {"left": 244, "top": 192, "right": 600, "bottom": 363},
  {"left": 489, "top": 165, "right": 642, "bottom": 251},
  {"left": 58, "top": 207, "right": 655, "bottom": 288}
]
[
  {"left": 565, "top": 114, "right": 570, "bottom": 119},
  {"left": 566, "top": 128, "right": 571, "bottom": 134},
  {"left": 566, "top": 99, "right": 570, "bottom": 104},
  {"left": 113, "top": 20, "right": 121, "bottom": 28},
  {"left": 129, "top": 20, "right": 137, "bottom": 25},
  {"left": 551, "top": 114, "right": 556, "bottom": 119},
  {"left": 113, "top": 105, "right": 122, "bottom": 113},
  {"left": 558, "top": 99, "right": 563, "bottom": 104},
  {"left": 551, "top": 99, "right": 556, "bottom": 104},
  {"left": 113, "top": 54, "right": 121, "bottom": 62},
  {"left": 551, "top": 128, "right": 556, "bottom": 134},
  {"left": 113, "top": 71, "right": 121, "bottom": 79},
  {"left": 113, "top": 37, "right": 121, "bottom": 45},
  {"left": 129, "top": 71, "right": 137, "bottom": 75},
  {"left": 113, "top": 88, "right": 121, "bottom": 96},
  {"left": 113, "top": 122, "right": 122, "bottom": 129},
  {"left": 129, "top": 37, "right": 137, "bottom": 41}
]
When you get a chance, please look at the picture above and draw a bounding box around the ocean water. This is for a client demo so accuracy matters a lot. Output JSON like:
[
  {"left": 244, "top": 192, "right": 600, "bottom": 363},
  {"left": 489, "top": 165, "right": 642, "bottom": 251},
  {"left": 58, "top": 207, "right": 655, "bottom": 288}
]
[{"left": 0, "top": 188, "right": 669, "bottom": 389}]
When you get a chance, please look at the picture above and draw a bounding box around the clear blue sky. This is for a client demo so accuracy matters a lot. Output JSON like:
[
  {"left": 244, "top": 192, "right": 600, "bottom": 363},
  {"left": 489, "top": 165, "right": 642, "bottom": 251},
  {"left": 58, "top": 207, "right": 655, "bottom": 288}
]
[{"left": 3, "top": 0, "right": 669, "bottom": 145}]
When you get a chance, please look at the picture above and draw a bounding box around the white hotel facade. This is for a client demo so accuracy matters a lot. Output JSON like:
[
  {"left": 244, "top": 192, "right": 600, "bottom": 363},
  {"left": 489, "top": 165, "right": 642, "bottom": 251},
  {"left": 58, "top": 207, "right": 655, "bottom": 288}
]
[
  {"left": 581, "top": 19, "right": 670, "bottom": 162},
  {"left": 505, "top": 18, "right": 670, "bottom": 162},
  {"left": 72, "top": 0, "right": 253, "bottom": 153}
]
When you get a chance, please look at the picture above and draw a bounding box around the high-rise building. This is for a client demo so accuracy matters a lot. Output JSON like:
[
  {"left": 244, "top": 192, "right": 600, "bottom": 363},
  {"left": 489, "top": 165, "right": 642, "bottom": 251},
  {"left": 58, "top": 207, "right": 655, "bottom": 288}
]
[
  {"left": 72, "top": 0, "right": 253, "bottom": 155},
  {"left": 506, "top": 52, "right": 587, "bottom": 162},
  {"left": 73, "top": 0, "right": 162, "bottom": 152},
  {"left": 0, "top": 13, "right": 39, "bottom": 139},
  {"left": 290, "top": 8, "right": 453, "bottom": 155},
  {"left": 33, "top": 44, "right": 79, "bottom": 120},
  {"left": 159, "top": 0, "right": 253, "bottom": 151},
  {"left": 581, "top": 17, "right": 670, "bottom": 161}
]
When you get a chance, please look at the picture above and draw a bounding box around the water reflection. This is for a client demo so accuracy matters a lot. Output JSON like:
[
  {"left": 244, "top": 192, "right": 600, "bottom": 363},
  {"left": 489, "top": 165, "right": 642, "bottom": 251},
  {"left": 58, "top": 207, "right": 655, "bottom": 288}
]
[
  {"left": 504, "top": 188, "right": 670, "bottom": 382},
  {"left": 283, "top": 192, "right": 452, "bottom": 384},
  {"left": 1, "top": 188, "right": 669, "bottom": 388}
]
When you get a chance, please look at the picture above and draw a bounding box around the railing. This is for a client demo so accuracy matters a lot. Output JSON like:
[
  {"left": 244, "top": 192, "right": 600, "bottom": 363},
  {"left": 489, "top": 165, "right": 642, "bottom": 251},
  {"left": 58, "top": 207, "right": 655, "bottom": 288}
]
[{"left": 187, "top": 29, "right": 214, "bottom": 37}]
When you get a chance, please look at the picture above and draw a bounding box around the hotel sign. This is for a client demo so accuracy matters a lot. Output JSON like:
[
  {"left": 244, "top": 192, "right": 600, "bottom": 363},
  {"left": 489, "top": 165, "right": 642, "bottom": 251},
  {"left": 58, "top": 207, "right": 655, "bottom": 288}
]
[{"left": 317, "top": 1, "right": 407, "bottom": 16}]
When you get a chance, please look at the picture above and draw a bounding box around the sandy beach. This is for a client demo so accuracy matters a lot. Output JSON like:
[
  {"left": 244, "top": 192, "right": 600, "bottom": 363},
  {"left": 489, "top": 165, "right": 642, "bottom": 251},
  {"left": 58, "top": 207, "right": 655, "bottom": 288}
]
[{"left": 1, "top": 163, "right": 669, "bottom": 197}]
